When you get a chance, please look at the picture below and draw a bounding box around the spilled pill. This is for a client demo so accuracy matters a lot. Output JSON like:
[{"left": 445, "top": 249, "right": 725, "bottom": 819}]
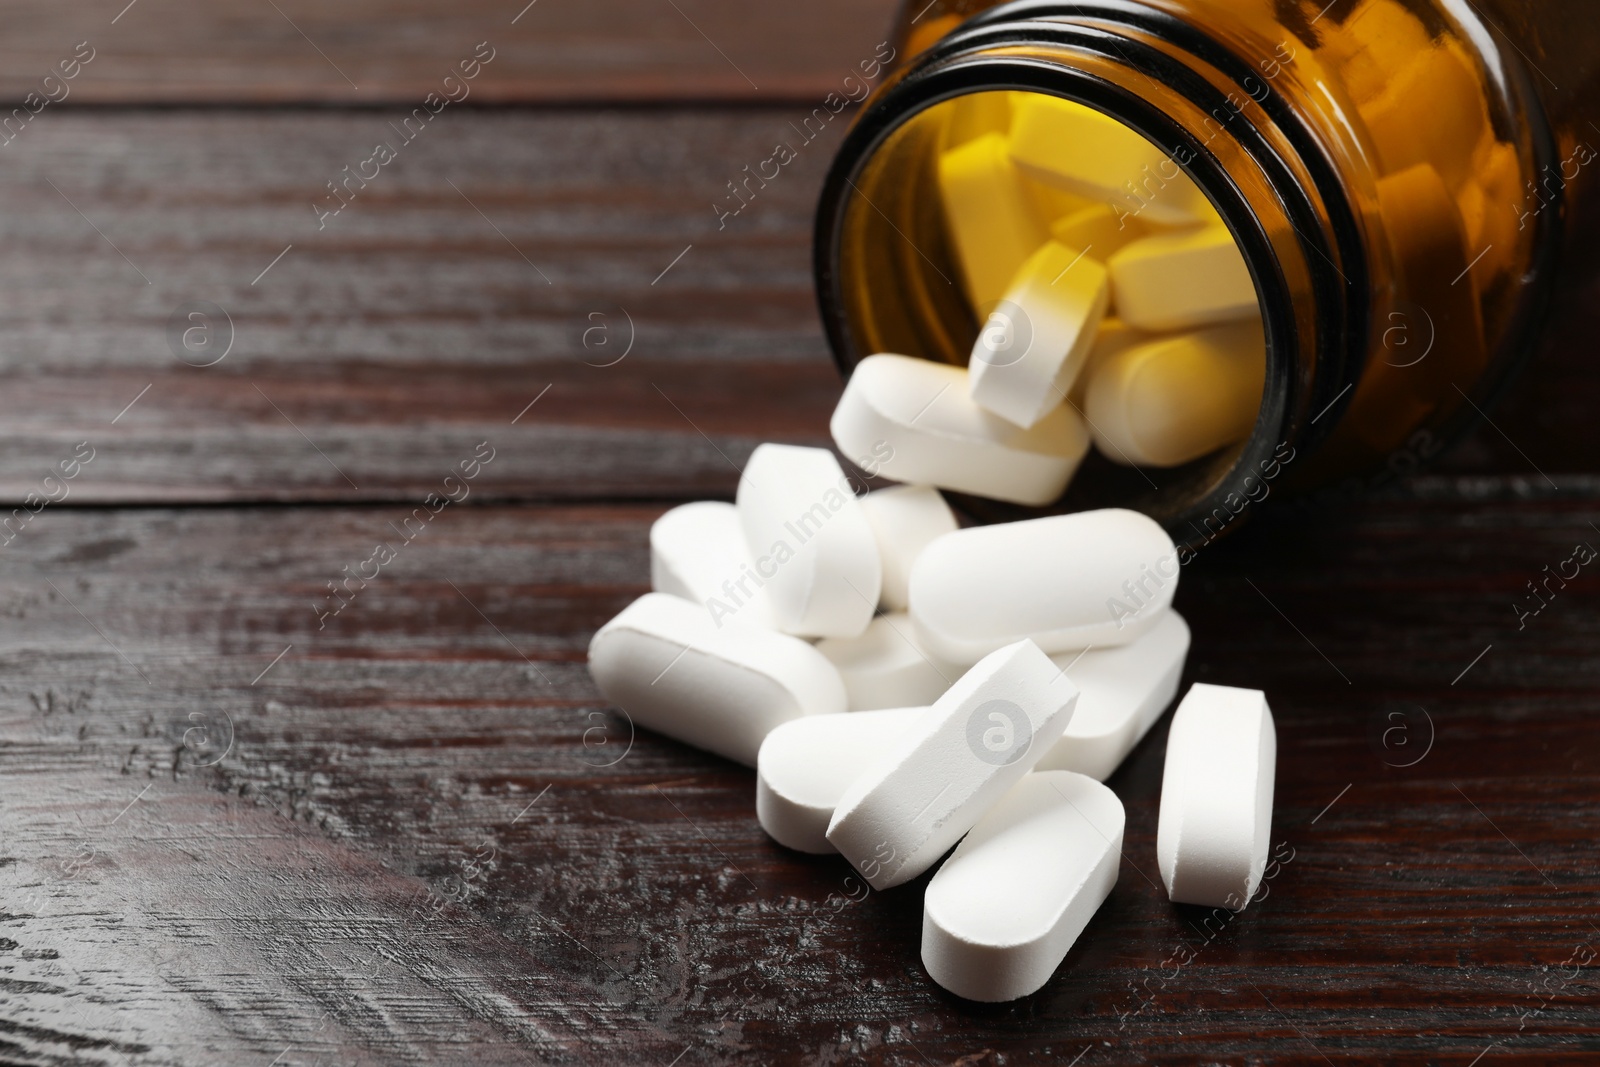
[
  {"left": 756, "top": 705, "right": 929, "bottom": 854},
  {"left": 587, "top": 593, "right": 847, "bottom": 767},
  {"left": 922, "top": 770, "right": 1123, "bottom": 1001},
  {"left": 581, "top": 77, "right": 1315, "bottom": 997},
  {"left": 938, "top": 132, "right": 1050, "bottom": 313},
  {"left": 1108, "top": 226, "right": 1258, "bottom": 332},
  {"left": 1009, "top": 94, "right": 1213, "bottom": 227},
  {"left": 858, "top": 485, "right": 958, "bottom": 612},
  {"left": 830, "top": 354, "right": 1090, "bottom": 507},
  {"left": 908, "top": 509, "right": 1178, "bottom": 665},
  {"left": 968, "top": 239, "right": 1109, "bottom": 429},
  {"left": 816, "top": 612, "right": 958, "bottom": 711},
  {"left": 826, "top": 639, "right": 1077, "bottom": 890},
  {"left": 651, "top": 501, "right": 779, "bottom": 630},
  {"left": 1085, "top": 319, "right": 1267, "bottom": 468},
  {"left": 737, "top": 443, "right": 882, "bottom": 639},
  {"left": 1038, "top": 610, "right": 1190, "bottom": 781},
  {"left": 1157, "top": 683, "right": 1277, "bottom": 910}
]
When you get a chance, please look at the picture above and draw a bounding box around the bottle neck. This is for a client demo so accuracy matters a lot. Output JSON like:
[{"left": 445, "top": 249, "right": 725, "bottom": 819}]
[{"left": 815, "top": 0, "right": 1555, "bottom": 546}]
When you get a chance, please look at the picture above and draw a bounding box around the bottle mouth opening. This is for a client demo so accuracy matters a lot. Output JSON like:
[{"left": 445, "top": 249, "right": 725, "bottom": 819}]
[{"left": 815, "top": 4, "right": 1367, "bottom": 549}]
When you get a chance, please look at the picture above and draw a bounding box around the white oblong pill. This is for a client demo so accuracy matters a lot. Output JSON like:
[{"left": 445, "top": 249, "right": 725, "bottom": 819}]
[
  {"left": 908, "top": 509, "right": 1178, "bottom": 665},
  {"left": 1008, "top": 94, "right": 1213, "bottom": 227},
  {"left": 826, "top": 639, "right": 1078, "bottom": 890},
  {"left": 1108, "top": 226, "right": 1258, "bottom": 332},
  {"left": 1157, "top": 683, "right": 1277, "bottom": 910},
  {"left": 1038, "top": 610, "right": 1190, "bottom": 780},
  {"left": 830, "top": 354, "right": 1090, "bottom": 507},
  {"left": 858, "top": 485, "right": 958, "bottom": 612},
  {"left": 922, "top": 770, "right": 1123, "bottom": 1002},
  {"left": 968, "top": 240, "right": 1110, "bottom": 429},
  {"left": 650, "top": 501, "right": 780, "bottom": 630},
  {"left": 815, "top": 613, "right": 958, "bottom": 711},
  {"left": 736, "top": 443, "right": 882, "bottom": 639},
  {"left": 756, "top": 705, "right": 929, "bottom": 854},
  {"left": 937, "top": 132, "right": 1050, "bottom": 312},
  {"left": 587, "top": 593, "right": 847, "bottom": 767},
  {"left": 1084, "top": 318, "right": 1266, "bottom": 468}
]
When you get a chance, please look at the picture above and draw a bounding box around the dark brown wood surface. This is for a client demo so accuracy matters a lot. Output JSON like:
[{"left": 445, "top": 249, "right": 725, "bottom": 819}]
[
  {"left": 0, "top": 0, "right": 898, "bottom": 104},
  {"left": 0, "top": 3, "right": 1597, "bottom": 1065}
]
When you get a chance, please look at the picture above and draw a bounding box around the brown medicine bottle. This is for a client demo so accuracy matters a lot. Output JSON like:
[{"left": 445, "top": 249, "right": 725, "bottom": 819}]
[{"left": 814, "top": 0, "right": 1596, "bottom": 547}]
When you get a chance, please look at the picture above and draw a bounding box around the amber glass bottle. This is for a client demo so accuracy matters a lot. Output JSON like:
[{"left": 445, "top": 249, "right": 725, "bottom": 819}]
[{"left": 815, "top": 0, "right": 1596, "bottom": 546}]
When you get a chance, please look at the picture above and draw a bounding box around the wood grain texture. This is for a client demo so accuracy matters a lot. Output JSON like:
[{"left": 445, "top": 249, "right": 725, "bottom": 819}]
[
  {"left": 0, "top": 108, "right": 854, "bottom": 504},
  {"left": 0, "top": 108, "right": 1593, "bottom": 507},
  {"left": 0, "top": 0, "right": 898, "bottom": 105},
  {"left": 0, "top": 2, "right": 1597, "bottom": 1062},
  {"left": 0, "top": 499, "right": 1596, "bottom": 1064}
]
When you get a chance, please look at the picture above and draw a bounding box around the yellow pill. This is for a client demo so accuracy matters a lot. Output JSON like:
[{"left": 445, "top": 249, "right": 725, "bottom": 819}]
[
  {"left": 1025, "top": 176, "right": 1094, "bottom": 229},
  {"left": 1049, "top": 203, "right": 1147, "bottom": 262},
  {"left": 1084, "top": 319, "right": 1266, "bottom": 468},
  {"left": 1324, "top": 0, "right": 1435, "bottom": 104},
  {"left": 1362, "top": 37, "right": 1487, "bottom": 190},
  {"left": 968, "top": 240, "right": 1110, "bottom": 429},
  {"left": 1009, "top": 94, "right": 1213, "bottom": 227},
  {"left": 1068, "top": 317, "right": 1150, "bottom": 407},
  {"left": 1458, "top": 136, "right": 1522, "bottom": 268},
  {"left": 938, "top": 132, "right": 1049, "bottom": 313},
  {"left": 942, "top": 90, "right": 1015, "bottom": 148},
  {"left": 1345, "top": 163, "right": 1485, "bottom": 451},
  {"left": 1108, "top": 226, "right": 1258, "bottom": 332}
]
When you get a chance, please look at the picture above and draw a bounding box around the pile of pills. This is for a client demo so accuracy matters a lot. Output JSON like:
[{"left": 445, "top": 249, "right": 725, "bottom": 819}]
[{"left": 587, "top": 91, "right": 1279, "bottom": 1002}]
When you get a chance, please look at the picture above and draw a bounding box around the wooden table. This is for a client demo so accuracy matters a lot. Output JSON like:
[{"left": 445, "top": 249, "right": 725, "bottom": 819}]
[{"left": 0, "top": 3, "right": 1596, "bottom": 1063}]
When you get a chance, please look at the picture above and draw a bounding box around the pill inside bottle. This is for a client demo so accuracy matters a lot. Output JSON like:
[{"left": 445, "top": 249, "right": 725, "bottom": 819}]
[
  {"left": 816, "top": 8, "right": 1542, "bottom": 544},
  {"left": 852, "top": 88, "right": 1270, "bottom": 519}
]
